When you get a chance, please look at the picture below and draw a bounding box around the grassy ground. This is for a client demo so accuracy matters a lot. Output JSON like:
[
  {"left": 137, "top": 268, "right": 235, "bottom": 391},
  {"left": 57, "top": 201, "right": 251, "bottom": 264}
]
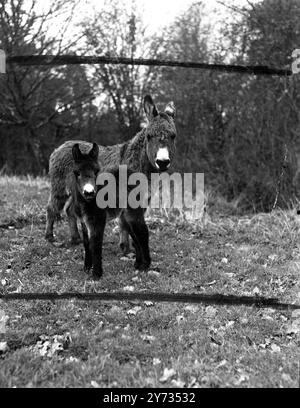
[{"left": 0, "top": 175, "right": 300, "bottom": 388}]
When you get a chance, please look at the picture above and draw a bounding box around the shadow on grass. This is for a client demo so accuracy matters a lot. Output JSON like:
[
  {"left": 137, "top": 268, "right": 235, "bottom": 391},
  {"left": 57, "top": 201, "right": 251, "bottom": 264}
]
[{"left": 0, "top": 291, "right": 299, "bottom": 310}]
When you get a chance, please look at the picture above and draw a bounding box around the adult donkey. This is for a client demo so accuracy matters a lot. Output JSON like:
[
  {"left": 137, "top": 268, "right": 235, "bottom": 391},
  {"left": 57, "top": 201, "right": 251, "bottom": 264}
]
[{"left": 45, "top": 95, "right": 177, "bottom": 269}]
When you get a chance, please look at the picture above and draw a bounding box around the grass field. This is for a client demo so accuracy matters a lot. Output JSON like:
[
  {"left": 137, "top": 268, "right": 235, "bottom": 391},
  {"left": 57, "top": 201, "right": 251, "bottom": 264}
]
[{"left": 0, "top": 175, "right": 300, "bottom": 388}]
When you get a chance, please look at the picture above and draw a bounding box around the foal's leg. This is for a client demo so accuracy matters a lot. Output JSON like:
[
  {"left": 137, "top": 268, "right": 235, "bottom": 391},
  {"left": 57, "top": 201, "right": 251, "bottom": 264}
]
[
  {"left": 83, "top": 210, "right": 106, "bottom": 279},
  {"left": 122, "top": 209, "right": 151, "bottom": 270},
  {"left": 81, "top": 222, "right": 92, "bottom": 273},
  {"left": 118, "top": 216, "right": 131, "bottom": 255},
  {"left": 91, "top": 211, "right": 106, "bottom": 279}
]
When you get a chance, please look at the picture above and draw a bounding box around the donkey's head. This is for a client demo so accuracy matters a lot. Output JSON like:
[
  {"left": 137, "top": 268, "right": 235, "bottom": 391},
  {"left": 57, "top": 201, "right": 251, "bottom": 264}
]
[
  {"left": 72, "top": 143, "right": 100, "bottom": 201},
  {"left": 143, "top": 95, "right": 177, "bottom": 172}
]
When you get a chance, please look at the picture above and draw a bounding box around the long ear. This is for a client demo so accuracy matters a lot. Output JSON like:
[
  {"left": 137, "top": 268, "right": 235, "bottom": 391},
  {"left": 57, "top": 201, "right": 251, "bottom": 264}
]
[
  {"left": 164, "top": 101, "right": 176, "bottom": 118},
  {"left": 89, "top": 143, "right": 99, "bottom": 161},
  {"left": 72, "top": 144, "right": 83, "bottom": 162},
  {"left": 144, "top": 95, "right": 158, "bottom": 121}
]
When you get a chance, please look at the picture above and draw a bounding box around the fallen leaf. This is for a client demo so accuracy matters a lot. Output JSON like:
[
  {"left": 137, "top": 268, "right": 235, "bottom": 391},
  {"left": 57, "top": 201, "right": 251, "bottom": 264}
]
[
  {"left": 148, "top": 270, "right": 161, "bottom": 277},
  {"left": 127, "top": 306, "right": 142, "bottom": 316},
  {"left": 144, "top": 301, "right": 154, "bottom": 307},
  {"left": 282, "top": 373, "right": 292, "bottom": 382},
  {"left": 205, "top": 306, "right": 217, "bottom": 318},
  {"left": 109, "top": 306, "right": 122, "bottom": 314},
  {"left": 291, "top": 309, "right": 300, "bottom": 319},
  {"left": 221, "top": 258, "right": 228, "bottom": 264},
  {"left": 141, "top": 334, "right": 156, "bottom": 343},
  {"left": 126, "top": 252, "right": 135, "bottom": 259},
  {"left": 286, "top": 319, "right": 300, "bottom": 335},
  {"left": 234, "top": 374, "right": 249, "bottom": 386},
  {"left": 270, "top": 344, "right": 281, "bottom": 353},
  {"left": 145, "top": 377, "right": 155, "bottom": 386},
  {"left": 0, "top": 310, "right": 9, "bottom": 334},
  {"left": 91, "top": 381, "right": 100, "bottom": 388},
  {"left": 153, "top": 358, "right": 161, "bottom": 365},
  {"left": 176, "top": 315, "right": 185, "bottom": 324},
  {"left": 216, "top": 359, "right": 227, "bottom": 368},
  {"left": 30, "top": 334, "right": 70, "bottom": 358},
  {"left": 120, "top": 257, "right": 130, "bottom": 261},
  {"left": 206, "top": 280, "right": 216, "bottom": 286},
  {"left": 268, "top": 254, "right": 278, "bottom": 261},
  {"left": 188, "top": 376, "right": 197, "bottom": 387},
  {"left": 191, "top": 382, "right": 201, "bottom": 388},
  {"left": 159, "top": 368, "right": 176, "bottom": 383},
  {"left": 121, "top": 334, "right": 131, "bottom": 340},
  {"left": 185, "top": 305, "right": 199, "bottom": 313},
  {"left": 123, "top": 286, "right": 134, "bottom": 292},
  {"left": 67, "top": 356, "right": 79, "bottom": 363},
  {"left": 171, "top": 379, "right": 185, "bottom": 387},
  {"left": 0, "top": 342, "right": 9, "bottom": 353}
]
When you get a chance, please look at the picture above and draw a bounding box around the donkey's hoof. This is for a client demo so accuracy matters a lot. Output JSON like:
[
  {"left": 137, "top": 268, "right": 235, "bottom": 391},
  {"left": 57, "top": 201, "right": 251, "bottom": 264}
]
[
  {"left": 134, "top": 261, "right": 151, "bottom": 271},
  {"left": 119, "top": 241, "right": 131, "bottom": 255},
  {"left": 70, "top": 236, "right": 82, "bottom": 246},
  {"left": 84, "top": 265, "right": 92, "bottom": 274},
  {"left": 45, "top": 234, "right": 55, "bottom": 243},
  {"left": 92, "top": 269, "right": 103, "bottom": 280}
]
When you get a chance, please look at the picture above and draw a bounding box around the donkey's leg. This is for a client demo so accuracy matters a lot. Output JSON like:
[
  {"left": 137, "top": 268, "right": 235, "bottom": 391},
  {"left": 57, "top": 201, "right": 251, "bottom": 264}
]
[
  {"left": 45, "top": 204, "right": 56, "bottom": 242},
  {"left": 119, "top": 212, "right": 143, "bottom": 267},
  {"left": 66, "top": 205, "right": 81, "bottom": 245},
  {"left": 81, "top": 222, "right": 92, "bottom": 273},
  {"left": 84, "top": 211, "right": 106, "bottom": 279},
  {"left": 118, "top": 216, "right": 131, "bottom": 255},
  {"left": 91, "top": 211, "right": 106, "bottom": 279},
  {"left": 45, "top": 194, "right": 64, "bottom": 242},
  {"left": 122, "top": 209, "right": 151, "bottom": 270}
]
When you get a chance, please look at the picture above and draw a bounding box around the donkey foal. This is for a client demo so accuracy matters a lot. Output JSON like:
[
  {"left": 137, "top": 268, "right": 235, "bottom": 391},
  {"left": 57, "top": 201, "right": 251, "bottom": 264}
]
[{"left": 67, "top": 143, "right": 106, "bottom": 279}]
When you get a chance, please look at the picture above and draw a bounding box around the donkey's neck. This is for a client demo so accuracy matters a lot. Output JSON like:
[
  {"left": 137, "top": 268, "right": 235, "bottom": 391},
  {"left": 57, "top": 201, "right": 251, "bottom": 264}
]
[{"left": 122, "top": 128, "right": 155, "bottom": 178}]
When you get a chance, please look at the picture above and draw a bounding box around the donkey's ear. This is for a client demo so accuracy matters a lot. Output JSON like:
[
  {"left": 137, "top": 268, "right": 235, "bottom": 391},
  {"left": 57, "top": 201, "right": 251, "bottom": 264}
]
[
  {"left": 164, "top": 101, "right": 176, "bottom": 118},
  {"left": 72, "top": 144, "right": 83, "bottom": 162},
  {"left": 89, "top": 143, "right": 99, "bottom": 160},
  {"left": 144, "top": 95, "right": 158, "bottom": 121}
]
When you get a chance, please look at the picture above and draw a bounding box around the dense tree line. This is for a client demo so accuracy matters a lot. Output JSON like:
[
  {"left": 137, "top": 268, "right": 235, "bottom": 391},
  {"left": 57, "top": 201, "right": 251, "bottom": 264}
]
[{"left": 1, "top": 0, "right": 300, "bottom": 211}]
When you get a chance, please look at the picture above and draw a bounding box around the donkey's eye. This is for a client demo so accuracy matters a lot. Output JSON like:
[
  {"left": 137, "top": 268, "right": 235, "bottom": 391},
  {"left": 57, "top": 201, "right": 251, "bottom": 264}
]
[
  {"left": 147, "top": 133, "right": 152, "bottom": 141},
  {"left": 73, "top": 170, "right": 79, "bottom": 177},
  {"left": 171, "top": 133, "right": 176, "bottom": 139}
]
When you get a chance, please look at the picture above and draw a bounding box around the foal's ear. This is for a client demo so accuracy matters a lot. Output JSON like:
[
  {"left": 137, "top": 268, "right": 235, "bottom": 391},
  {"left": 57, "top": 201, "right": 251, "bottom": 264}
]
[
  {"left": 89, "top": 143, "right": 99, "bottom": 160},
  {"left": 164, "top": 101, "right": 176, "bottom": 118},
  {"left": 144, "top": 95, "right": 158, "bottom": 121},
  {"left": 72, "top": 143, "right": 83, "bottom": 162}
]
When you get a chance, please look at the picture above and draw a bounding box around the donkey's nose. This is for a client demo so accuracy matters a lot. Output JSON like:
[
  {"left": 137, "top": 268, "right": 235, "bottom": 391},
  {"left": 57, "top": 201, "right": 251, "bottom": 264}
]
[
  {"left": 155, "top": 159, "right": 170, "bottom": 171},
  {"left": 83, "top": 184, "right": 96, "bottom": 199},
  {"left": 83, "top": 190, "right": 95, "bottom": 199}
]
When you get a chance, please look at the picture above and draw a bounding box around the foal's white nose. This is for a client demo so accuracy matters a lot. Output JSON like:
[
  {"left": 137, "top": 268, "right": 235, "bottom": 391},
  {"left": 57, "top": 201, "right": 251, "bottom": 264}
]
[{"left": 83, "top": 183, "right": 95, "bottom": 194}]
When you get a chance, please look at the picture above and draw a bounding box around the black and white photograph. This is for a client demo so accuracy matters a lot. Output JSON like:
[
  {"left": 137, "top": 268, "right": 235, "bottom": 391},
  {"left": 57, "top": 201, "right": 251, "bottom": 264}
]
[{"left": 0, "top": 0, "right": 299, "bottom": 390}]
